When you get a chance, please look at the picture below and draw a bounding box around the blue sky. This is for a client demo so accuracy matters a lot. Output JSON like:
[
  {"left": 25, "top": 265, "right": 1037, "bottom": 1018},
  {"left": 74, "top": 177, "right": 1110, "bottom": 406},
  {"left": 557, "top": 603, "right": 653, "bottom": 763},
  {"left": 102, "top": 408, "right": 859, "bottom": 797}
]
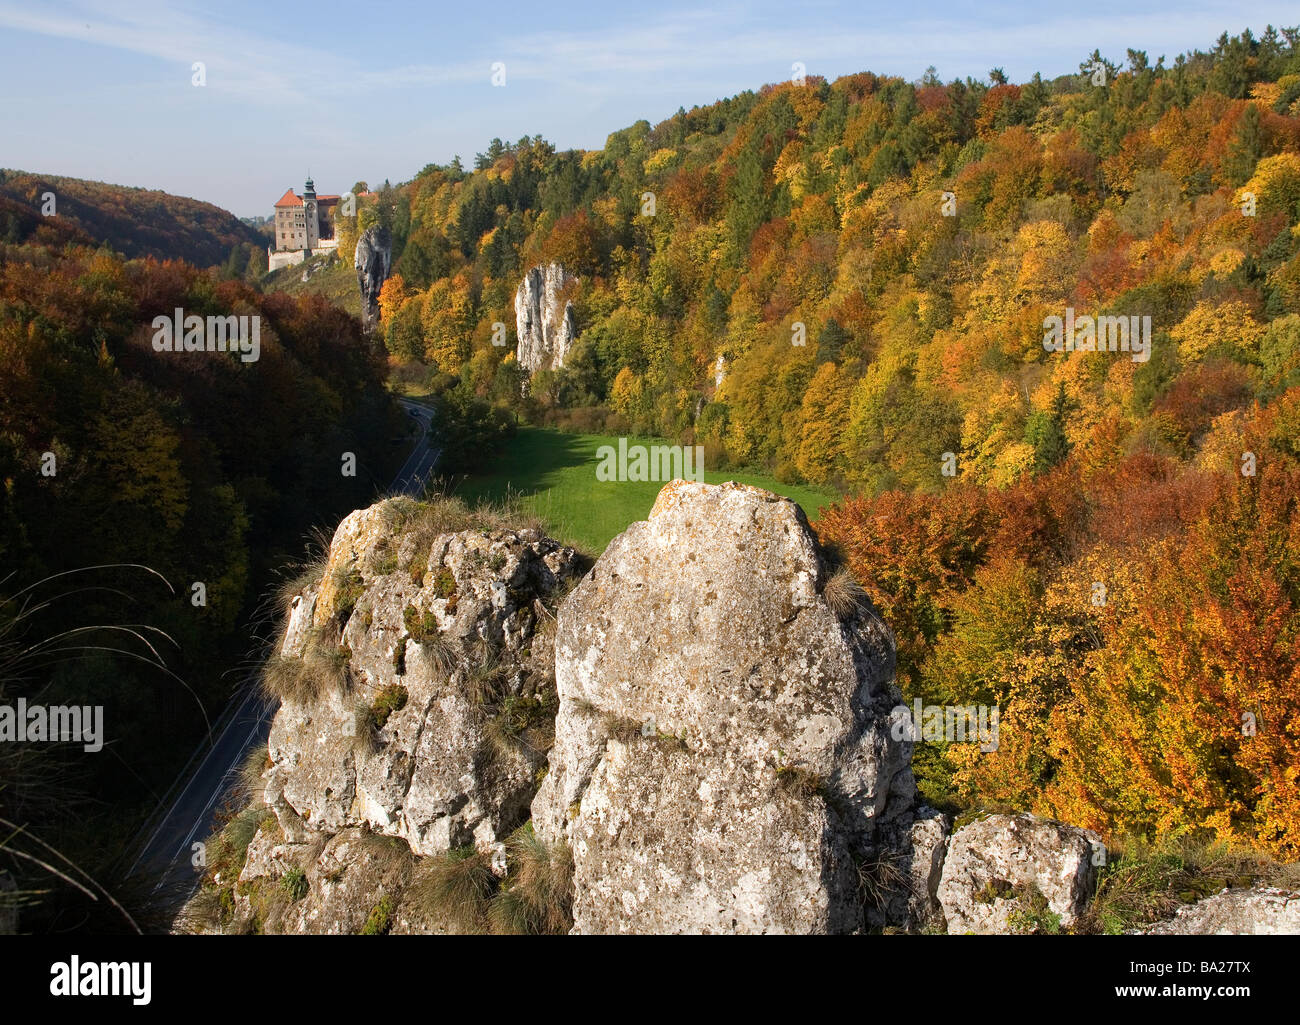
[{"left": 0, "top": 1, "right": 1294, "bottom": 216}]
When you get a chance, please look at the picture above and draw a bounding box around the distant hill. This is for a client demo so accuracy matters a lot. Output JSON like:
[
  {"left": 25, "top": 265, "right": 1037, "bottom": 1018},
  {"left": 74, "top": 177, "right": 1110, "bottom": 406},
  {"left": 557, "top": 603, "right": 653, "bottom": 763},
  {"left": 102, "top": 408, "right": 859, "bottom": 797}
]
[{"left": 0, "top": 169, "right": 264, "bottom": 267}]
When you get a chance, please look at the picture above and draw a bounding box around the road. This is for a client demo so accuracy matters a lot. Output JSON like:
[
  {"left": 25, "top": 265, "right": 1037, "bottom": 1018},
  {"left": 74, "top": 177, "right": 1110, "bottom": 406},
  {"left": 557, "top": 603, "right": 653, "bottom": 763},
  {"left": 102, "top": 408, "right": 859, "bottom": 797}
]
[
  {"left": 127, "top": 398, "right": 439, "bottom": 903},
  {"left": 389, "top": 400, "right": 441, "bottom": 494}
]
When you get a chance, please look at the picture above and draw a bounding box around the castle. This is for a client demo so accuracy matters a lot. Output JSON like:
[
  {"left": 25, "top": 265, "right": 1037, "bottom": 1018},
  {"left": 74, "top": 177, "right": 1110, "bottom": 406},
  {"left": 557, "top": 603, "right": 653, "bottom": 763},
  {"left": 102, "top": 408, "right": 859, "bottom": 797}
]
[{"left": 267, "top": 177, "right": 340, "bottom": 271}]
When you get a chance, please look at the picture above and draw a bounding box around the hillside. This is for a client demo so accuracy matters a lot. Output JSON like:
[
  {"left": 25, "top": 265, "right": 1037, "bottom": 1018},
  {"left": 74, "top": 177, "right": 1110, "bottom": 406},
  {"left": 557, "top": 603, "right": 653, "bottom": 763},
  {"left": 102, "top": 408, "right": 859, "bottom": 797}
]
[
  {"left": 261, "top": 250, "right": 364, "bottom": 318},
  {"left": 0, "top": 169, "right": 266, "bottom": 268},
  {"left": 364, "top": 28, "right": 1300, "bottom": 493},
  {"left": 0, "top": 231, "right": 404, "bottom": 932},
  {"left": 339, "top": 26, "right": 1300, "bottom": 859}
]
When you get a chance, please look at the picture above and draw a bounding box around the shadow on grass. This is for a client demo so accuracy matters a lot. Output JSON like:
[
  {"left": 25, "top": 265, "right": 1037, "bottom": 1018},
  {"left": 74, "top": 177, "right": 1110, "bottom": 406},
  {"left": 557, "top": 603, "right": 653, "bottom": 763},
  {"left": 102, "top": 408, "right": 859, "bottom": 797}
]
[{"left": 456, "top": 427, "right": 595, "bottom": 501}]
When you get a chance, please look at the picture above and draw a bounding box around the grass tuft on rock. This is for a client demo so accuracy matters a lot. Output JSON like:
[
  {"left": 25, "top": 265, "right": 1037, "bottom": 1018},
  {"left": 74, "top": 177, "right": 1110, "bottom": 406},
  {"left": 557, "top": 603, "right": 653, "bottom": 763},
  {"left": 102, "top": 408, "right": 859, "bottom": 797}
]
[
  {"left": 177, "top": 805, "right": 274, "bottom": 933},
  {"left": 487, "top": 825, "right": 573, "bottom": 935},
  {"left": 260, "top": 627, "right": 352, "bottom": 705},
  {"left": 273, "top": 543, "right": 329, "bottom": 618},
  {"left": 484, "top": 694, "right": 555, "bottom": 762},
  {"left": 775, "top": 759, "right": 826, "bottom": 800},
  {"left": 236, "top": 743, "right": 271, "bottom": 803},
  {"left": 464, "top": 640, "right": 506, "bottom": 706},
  {"left": 279, "top": 866, "right": 309, "bottom": 902},
  {"left": 823, "top": 566, "right": 867, "bottom": 617},
  {"left": 407, "top": 846, "right": 496, "bottom": 934},
  {"left": 389, "top": 491, "right": 550, "bottom": 575}
]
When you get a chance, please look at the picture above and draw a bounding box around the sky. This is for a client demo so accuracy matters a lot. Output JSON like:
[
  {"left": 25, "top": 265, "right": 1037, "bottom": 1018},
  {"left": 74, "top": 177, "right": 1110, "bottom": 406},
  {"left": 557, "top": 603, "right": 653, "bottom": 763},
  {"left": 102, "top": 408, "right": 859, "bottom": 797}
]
[{"left": 0, "top": 1, "right": 1295, "bottom": 217}]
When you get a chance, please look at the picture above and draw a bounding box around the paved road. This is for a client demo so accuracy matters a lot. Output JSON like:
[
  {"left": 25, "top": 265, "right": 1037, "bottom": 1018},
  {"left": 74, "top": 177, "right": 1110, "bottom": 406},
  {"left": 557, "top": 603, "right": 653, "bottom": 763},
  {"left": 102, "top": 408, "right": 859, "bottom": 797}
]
[
  {"left": 389, "top": 400, "right": 441, "bottom": 494},
  {"left": 128, "top": 398, "right": 439, "bottom": 903}
]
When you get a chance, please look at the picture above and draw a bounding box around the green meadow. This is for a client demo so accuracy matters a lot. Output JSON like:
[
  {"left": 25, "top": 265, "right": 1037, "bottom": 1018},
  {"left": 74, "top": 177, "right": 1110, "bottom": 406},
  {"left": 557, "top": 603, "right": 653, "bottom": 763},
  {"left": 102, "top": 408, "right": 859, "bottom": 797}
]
[{"left": 452, "top": 426, "right": 841, "bottom": 553}]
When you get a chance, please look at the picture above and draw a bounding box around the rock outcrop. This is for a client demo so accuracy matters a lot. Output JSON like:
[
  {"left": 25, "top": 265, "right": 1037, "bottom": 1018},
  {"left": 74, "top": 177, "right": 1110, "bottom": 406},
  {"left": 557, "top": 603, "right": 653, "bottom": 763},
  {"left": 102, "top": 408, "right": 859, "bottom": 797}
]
[
  {"left": 236, "top": 827, "right": 417, "bottom": 935},
  {"left": 264, "top": 499, "right": 580, "bottom": 857},
  {"left": 900, "top": 807, "right": 950, "bottom": 927},
  {"left": 179, "top": 483, "right": 1300, "bottom": 936},
  {"left": 936, "top": 813, "right": 1103, "bottom": 934},
  {"left": 354, "top": 226, "right": 392, "bottom": 329},
  {"left": 1141, "top": 887, "right": 1300, "bottom": 935},
  {"left": 515, "top": 263, "right": 578, "bottom": 374},
  {"left": 532, "top": 480, "right": 922, "bottom": 933}
]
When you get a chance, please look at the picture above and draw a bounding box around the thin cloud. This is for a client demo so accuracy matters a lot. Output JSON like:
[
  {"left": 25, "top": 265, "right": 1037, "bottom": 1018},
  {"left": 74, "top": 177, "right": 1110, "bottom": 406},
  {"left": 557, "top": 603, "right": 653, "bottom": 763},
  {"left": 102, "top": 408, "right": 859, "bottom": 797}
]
[{"left": 3, "top": 0, "right": 1294, "bottom": 105}]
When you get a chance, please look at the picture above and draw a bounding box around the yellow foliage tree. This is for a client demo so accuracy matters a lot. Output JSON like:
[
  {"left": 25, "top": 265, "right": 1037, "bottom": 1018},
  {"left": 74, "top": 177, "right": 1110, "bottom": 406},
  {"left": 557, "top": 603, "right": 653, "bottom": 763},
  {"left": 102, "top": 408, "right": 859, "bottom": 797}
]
[
  {"left": 1242, "top": 152, "right": 1300, "bottom": 222},
  {"left": 377, "top": 274, "right": 409, "bottom": 325},
  {"left": 610, "top": 366, "right": 642, "bottom": 417},
  {"left": 795, "top": 360, "right": 853, "bottom": 482},
  {"left": 1171, "top": 300, "right": 1265, "bottom": 363}
]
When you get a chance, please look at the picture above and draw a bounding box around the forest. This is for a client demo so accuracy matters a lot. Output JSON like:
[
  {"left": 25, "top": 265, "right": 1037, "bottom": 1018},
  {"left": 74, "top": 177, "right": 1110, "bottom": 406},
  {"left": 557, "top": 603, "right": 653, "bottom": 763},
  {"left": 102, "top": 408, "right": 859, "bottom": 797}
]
[
  {"left": 0, "top": 169, "right": 267, "bottom": 270},
  {"left": 0, "top": 220, "right": 402, "bottom": 928},
  {"left": 352, "top": 27, "right": 1300, "bottom": 857}
]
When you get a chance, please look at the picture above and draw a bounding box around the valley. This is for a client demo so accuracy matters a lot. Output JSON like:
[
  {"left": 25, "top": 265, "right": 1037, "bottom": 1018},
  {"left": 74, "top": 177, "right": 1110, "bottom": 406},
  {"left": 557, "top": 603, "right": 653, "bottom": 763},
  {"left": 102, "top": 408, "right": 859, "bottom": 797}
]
[{"left": 0, "top": 11, "right": 1298, "bottom": 958}]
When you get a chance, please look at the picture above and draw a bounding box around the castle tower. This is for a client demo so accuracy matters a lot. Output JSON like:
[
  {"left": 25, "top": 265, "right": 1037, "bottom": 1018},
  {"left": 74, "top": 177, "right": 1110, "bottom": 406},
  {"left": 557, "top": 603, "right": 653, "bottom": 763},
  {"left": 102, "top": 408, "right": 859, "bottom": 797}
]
[{"left": 303, "top": 176, "right": 319, "bottom": 251}]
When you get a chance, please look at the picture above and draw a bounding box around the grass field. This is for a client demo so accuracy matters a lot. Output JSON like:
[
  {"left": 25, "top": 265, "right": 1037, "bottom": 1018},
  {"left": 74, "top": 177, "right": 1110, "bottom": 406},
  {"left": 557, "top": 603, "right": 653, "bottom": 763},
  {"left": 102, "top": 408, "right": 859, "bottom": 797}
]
[{"left": 450, "top": 426, "right": 841, "bottom": 553}]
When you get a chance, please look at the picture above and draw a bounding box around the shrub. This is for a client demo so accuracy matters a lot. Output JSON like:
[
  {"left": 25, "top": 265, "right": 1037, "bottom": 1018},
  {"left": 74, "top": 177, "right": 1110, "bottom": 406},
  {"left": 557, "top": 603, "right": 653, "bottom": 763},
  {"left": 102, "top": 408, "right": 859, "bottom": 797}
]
[{"left": 279, "top": 867, "right": 309, "bottom": 902}]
